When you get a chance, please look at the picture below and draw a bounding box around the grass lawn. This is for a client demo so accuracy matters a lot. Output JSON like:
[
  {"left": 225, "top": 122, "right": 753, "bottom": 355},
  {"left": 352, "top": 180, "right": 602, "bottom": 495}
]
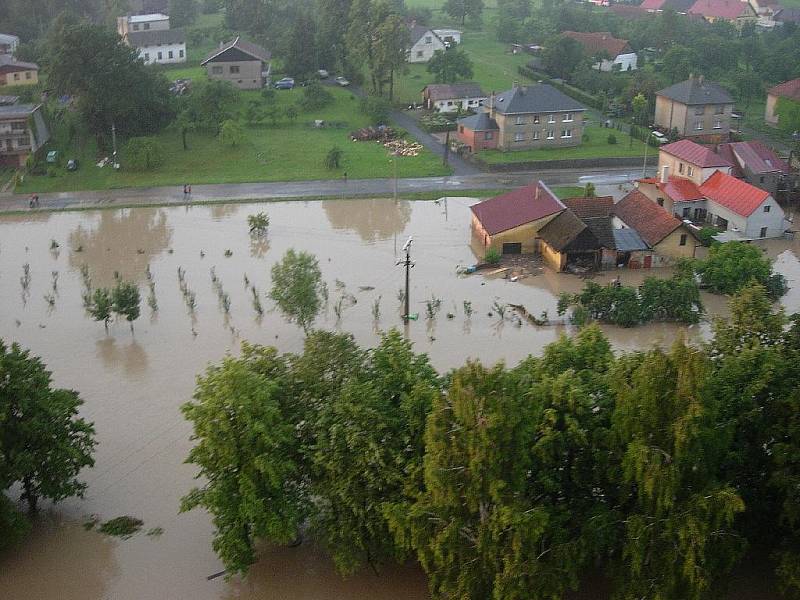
[
  {"left": 390, "top": 30, "right": 533, "bottom": 105},
  {"left": 17, "top": 87, "right": 451, "bottom": 193},
  {"left": 479, "top": 125, "right": 648, "bottom": 164},
  {"left": 552, "top": 186, "right": 586, "bottom": 199}
]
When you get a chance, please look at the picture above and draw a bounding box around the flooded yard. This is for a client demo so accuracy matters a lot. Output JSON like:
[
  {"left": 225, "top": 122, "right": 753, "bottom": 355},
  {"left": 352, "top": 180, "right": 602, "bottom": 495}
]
[{"left": 0, "top": 197, "right": 798, "bottom": 599}]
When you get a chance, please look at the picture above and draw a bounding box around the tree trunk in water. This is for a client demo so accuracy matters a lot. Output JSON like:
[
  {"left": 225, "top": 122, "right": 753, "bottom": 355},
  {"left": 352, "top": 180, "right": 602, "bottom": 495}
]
[{"left": 23, "top": 476, "right": 37, "bottom": 513}]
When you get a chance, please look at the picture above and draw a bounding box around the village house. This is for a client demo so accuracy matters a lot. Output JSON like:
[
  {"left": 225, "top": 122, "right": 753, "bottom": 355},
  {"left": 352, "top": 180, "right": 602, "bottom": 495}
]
[
  {"left": 0, "top": 104, "right": 50, "bottom": 168},
  {"left": 407, "top": 25, "right": 445, "bottom": 63},
  {"left": 639, "top": 0, "right": 696, "bottom": 12},
  {"left": 657, "top": 139, "right": 733, "bottom": 186},
  {"left": 654, "top": 76, "right": 735, "bottom": 141},
  {"left": 688, "top": 0, "right": 758, "bottom": 25},
  {"left": 201, "top": 37, "right": 272, "bottom": 90},
  {"left": 0, "top": 56, "right": 39, "bottom": 87},
  {"left": 470, "top": 181, "right": 565, "bottom": 255},
  {"left": 0, "top": 34, "right": 19, "bottom": 56},
  {"left": 715, "top": 140, "right": 796, "bottom": 197},
  {"left": 455, "top": 112, "right": 499, "bottom": 152},
  {"left": 127, "top": 30, "right": 186, "bottom": 65},
  {"left": 421, "top": 82, "right": 487, "bottom": 112},
  {"left": 765, "top": 78, "right": 800, "bottom": 126},
  {"left": 432, "top": 29, "right": 462, "bottom": 46},
  {"left": 457, "top": 83, "right": 587, "bottom": 152},
  {"left": 116, "top": 13, "right": 170, "bottom": 37},
  {"left": 561, "top": 31, "right": 638, "bottom": 72},
  {"left": 613, "top": 190, "right": 699, "bottom": 265}
]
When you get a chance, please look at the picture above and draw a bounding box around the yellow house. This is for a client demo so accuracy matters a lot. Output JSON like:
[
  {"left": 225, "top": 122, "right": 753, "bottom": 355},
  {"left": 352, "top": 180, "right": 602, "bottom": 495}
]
[
  {"left": 0, "top": 56, "right": 39, "bottom": 87},
  {"left": 470, "top": 181, "right": 565, "bottom": 256},
  {"left": 613, "top": 190, "right": 698, "bottom": 267}
]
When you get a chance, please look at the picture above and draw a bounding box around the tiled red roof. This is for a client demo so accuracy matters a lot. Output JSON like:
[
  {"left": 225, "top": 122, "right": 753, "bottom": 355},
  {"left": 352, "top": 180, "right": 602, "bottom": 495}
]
[
  {"left": 561, "top": 31, "right": 632, "bottom": 58},
  {"left": 688, "top": 0, "right": 754, "bottom": 19},
  {"left": 658, "top": 177, "right": 704, "bottom": 202},
  {"left": 660, "top": 139, "right": 731, "bottom": 168},
  {"left": 718, "top": 140, "right": 789, "bottom": 175},
  {"left": 714, "top": 143, "right": 744, "bottom": 178},
  {"left": 471, "top": 182, "right": 564, "bottom": 236},
  {"left": 608, "top": 4, "right": 650, "bottom": 17},
  {"left": 613, "top": 190, "right": 683, "bottom": 246},
  {"left": 562, "top": 196, "right": 614, "bottom": 219},
  {"left": 768, "top": 78, "right": 800, "bottom": 102},
  {"left": 640, "top": 0, "right": 666, "bottom": 9},
  {"left": 699, "top": 171, "right": 770, "bottom": 217}
]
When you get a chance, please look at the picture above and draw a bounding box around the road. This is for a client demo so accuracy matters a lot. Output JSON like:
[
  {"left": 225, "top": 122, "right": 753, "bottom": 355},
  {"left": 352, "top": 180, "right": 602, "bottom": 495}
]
[{"left": 0, "top": 167, "right": 653, "bottom": 213}]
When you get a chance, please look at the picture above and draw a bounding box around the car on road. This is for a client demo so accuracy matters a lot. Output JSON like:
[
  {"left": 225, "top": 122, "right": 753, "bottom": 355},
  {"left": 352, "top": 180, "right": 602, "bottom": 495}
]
[
  {"left": 334, "top": 76, "right": 350, "bottom": 87},
  {"left": 275, "top": 77, "right": 295, "bottom": 90},
  {"left": 317, "top": 69, "right": 329, "bottom": 79}
]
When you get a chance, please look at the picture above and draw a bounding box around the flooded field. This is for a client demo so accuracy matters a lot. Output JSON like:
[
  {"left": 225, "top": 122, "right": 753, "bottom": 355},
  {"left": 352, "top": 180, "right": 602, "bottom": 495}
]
[{"left": 0, "top": 197, "right": 798, "bottom": 600}]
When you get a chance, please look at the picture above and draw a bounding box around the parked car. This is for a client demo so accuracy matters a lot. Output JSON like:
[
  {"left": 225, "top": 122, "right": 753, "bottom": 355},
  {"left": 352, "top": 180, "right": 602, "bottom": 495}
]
[
  {"left": 66, "top": 159, "right": 79, "bottom": 171},
  {"left": 275, "top": 77, "right": 295, "bottom": 90},
  {"left": 650, "top": 131, "right": 669, "bottom": 144},
  {"left": 317, "top": 69, "right": 329, "bottom": 79},
  {"left": 334, "top": 76, "right": 350, "bottom": 87}
]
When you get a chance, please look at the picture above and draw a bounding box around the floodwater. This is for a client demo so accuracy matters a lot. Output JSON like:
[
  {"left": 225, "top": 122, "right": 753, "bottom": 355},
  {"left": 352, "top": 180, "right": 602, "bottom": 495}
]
[{"left": 0, "top": 197, "right": 798, "bottom": 600}]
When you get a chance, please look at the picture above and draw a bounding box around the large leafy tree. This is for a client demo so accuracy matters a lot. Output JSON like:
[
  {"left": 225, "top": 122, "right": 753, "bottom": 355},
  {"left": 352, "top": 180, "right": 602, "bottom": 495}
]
[
  {"left": 46, "top": 23, "right": 175, "bottom": 146},
  {"left": 698, "top": 241, "right": 786, "bottom": 299},
  {"left": 426, "top": 46, "right": 474, "bottom": 84},
  {"left": 443, "top": 0, "right": 483, "bottom": 27},
  {"left": 373, "top": 14, "right": 410, "bottom": 99},
  {"left": 168, "top": 0, "right": 198, "bottom": 27},
  {"left": 285, "top": 11, "right": 319, "bottom": 78},
  {"left": 0, "top": 341, "right": 96, "bottom": 514},
  {"left": 542, "top": 36, "right": 585, "bottom": 80},
  {"left": 269, "top": 249, "right": 325, "bottom": 333}
]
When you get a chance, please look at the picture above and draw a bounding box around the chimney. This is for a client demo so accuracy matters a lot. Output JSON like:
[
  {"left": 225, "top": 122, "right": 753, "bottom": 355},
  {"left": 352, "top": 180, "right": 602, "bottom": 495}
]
[
  {"left": 489, "top": 91, "right": 496, "bottom": 119},
  {"left": 660, "top": 164, "right": 670, "bottom": 183}
]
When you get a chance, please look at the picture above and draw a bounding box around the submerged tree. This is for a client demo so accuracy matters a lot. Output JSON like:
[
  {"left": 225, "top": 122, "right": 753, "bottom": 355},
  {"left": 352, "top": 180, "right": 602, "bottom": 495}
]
[
  {"left": 112, "top": 281, "right": 141, "bottom": 333},
  {"left": 269, "top": 249, "right": 324, "bottom": 333},
  {"left": 88, "top": 287, "right": 114, "bottom": 331}
]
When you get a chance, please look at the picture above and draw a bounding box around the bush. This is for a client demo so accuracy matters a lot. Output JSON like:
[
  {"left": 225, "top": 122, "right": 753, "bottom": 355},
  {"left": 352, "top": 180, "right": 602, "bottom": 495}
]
[
  {"left": 697, "top": 242, "right": 785, "bottom": 298},
  {"left": 360, "top": 95, "right": 391, "bottom": 125},
  {"left": 419, "top": 113, "right": 456, "bottom": 132},
  {"left": 607, "top": 133, "right": 617, "bottom": 145},
  {"left": 219, "top": 119, "right": 244, "bottom": 147},
  {"left": 484, "top": 248, "right": 501, "bottom": 264},
  {"left": 324, "top": 146, "right": 343, "bottom": 169},
  {"left": 124, "top": 137, "right": 163, "bottom": 171},
  {"left": 698, "top": 227, "right": 720, "bottom": 247},
  {"left": 298, "top": 83, "right": 334, "bottom": 112}
]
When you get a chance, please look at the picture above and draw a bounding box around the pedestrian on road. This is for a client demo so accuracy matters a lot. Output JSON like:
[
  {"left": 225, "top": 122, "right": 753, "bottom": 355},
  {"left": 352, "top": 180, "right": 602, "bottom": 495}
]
[
  {"left": 187, "top": 184, "right": 192, "bottom": 196},
  {"left": 343, "top": 171, "right": 347, "bottom": 182},
  {"left": 183, "top": 184, "right": 188, "bottom": 197}
]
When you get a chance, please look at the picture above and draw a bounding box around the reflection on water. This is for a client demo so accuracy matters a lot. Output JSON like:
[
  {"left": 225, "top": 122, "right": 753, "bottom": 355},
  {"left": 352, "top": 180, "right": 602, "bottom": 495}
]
[{"left": 0, "top": 198, "right": 797, "bottom": 600}]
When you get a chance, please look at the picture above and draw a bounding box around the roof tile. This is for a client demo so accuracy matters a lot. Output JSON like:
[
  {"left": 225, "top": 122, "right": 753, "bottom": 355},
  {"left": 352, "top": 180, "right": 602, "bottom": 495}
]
[
  {"left": 699, "top": 170, "right": 770, "bottom": 217},
  {"left": 471, "top": 182, "right": 564, "bottom": 236},
  {"left": 657, "top": 77, "right": 734, "bottom": 105},
  {"left": 660, "top": 139, "right": 731, "bottom": 167},
  {"left": 613, "top": 190, "right": 684, "bottom": 246},
  {"left": 562, "top": 31, "right": 632, "bottom": 58}
]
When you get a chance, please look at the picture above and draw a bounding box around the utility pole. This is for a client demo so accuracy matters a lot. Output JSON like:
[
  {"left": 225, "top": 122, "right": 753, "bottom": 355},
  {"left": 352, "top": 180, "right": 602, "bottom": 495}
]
[
  {"left": 396, "top": 236, "right": 414, "bottom": 321},
  {"left": 111, "top": 122, "right": 118, "bottom": 169},
  {"left": 642, "top": 130, "right": 652, "bottom": 179},
  {"left": 443, "top": 129, "right": 450, "bottom": 167}
]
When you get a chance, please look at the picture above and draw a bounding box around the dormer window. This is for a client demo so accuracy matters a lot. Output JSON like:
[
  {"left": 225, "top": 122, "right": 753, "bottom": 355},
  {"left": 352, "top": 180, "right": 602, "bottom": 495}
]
[{"left": 425, "top": 36, "right": 432, "bottom": 44}]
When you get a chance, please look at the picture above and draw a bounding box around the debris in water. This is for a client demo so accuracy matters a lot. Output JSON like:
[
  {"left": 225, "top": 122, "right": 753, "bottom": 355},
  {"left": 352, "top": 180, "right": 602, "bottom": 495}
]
[{"left": 98, "top": 516, "right": 144, "bottom": 539}]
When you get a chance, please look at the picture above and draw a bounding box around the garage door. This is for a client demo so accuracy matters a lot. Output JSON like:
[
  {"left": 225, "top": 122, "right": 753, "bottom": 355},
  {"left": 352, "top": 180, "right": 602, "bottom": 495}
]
[{"left": 502, "top": 242, "right": 522, "bottom": 254}]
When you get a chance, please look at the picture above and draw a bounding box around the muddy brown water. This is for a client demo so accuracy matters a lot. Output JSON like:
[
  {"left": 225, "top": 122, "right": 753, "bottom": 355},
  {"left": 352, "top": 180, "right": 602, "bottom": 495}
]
[{"left": 0, "top": 198, "right": 797, "bottom": 600}]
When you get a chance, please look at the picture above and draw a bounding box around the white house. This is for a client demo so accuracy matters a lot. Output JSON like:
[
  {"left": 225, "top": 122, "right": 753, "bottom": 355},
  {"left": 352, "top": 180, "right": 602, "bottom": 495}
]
[
  {"left": 128, "top": 29, "right": 187, "bottom": 65},
  {"left": 407, "top": 25, "right": 445, "bottom": 63},
  {"left": 0, "top": 34, "right": 19, "bottom": 56},
  {"left": 432, "top": 29, "right": 462, "bottom": 47},
  {"left": 562, "top": 31, "right": 638, "bottom": 72},
  {"left": 422, "top": 82, "right": 487, "bottom": 111},
  {"left": 117, "top": 13, "right": 170, "bottom": 37}
]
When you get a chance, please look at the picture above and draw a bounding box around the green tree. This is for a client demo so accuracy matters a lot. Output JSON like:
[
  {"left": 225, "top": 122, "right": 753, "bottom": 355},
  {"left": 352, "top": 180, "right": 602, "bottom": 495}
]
[
  {"left": 181, "top": 347, "right": 303, "bottom": 577},
  {"left": 0, "top": 341, "right": 96, "bottom": 514},
  {"left": 698, "top": 241, "right": 786, "bottom": 298},
  {"left": 269, "top": 249, "right": 324, "bottom": 333},
  {"left": 733, "top": 71, "right": 762, "bottom": 109},
  {"left": 285, "top": 11, "right": 318, "bottom": 78},
  {"left": 426, "top": 46, "right": 474, "bottom": 84},
  {"left": 317, "top": 0, "right": 354, "bottom": 73},
  {"left": 220, "top": 119, "right": 244, "bottom": 147},
  {"left": 88, "top": 287, "right": 113, "bottom": 331},
  {"left": 542, "top": 36, "right": 584, "bottom": 80},
  {"left": 186, "top": 80, "right": 239, "bottom": 133},
  {"left": 124, "top": 137, "right": 164, "bottom": 171},
  {"left": 285, "top": 105, "right": 298, "bottom": 123},
  {"left": 662, "top": 45, "right": 698, "bottom": 84},
  {"left": 373, "top": 14, "right": 410, "bottom": 99},
  {"left": 776, "top": 97, "right": 800, "bottom": 135},
  {"left": 298, "top": 82, "right": 334, "bottom": 111},
  {"left": 112, "top": 280, "right": 141, "bottom": 332},
  {"left": 323, "top": 146, "right": 343, "bottom": 169},
  {"left": 168, "top": 0, "right": 198, "bottom": 27},
  {"left": 443, "top": 0, "right": 483, "bottom": 27},
  {"left": 611, "top": 341, "right": 745, "bottom": 600},
  {"left": 245, "top": 100, "right": 263, "bottom": 125},
  {"left": 360, "top": 95, "right": 390, "bottom": 124},
  {"left": 631, "top": 92, "right": 649, "bottom": 126}
]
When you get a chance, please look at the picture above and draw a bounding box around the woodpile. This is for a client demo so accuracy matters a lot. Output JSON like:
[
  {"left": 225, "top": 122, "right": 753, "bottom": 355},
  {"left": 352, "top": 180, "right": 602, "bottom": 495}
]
[
  {"left": 383, "top": 139, "right": 423, "bottom": 157},
  {"left": 349, "top": 126, "right": 395, "bottom": 141}
]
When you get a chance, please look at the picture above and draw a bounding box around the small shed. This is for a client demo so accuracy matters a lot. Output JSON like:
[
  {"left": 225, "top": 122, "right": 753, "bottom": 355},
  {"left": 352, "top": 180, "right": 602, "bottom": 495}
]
[
  {"left": 537, "top": 210, "right": 603, "bottom": 271},
  {"left": 612, "top": 228, "right": 652, "bottom": 268}
]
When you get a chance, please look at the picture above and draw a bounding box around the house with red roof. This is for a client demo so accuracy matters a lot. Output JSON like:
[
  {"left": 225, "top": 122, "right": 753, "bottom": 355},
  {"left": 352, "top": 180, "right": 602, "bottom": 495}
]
[
  {"left": 765, "top": 78, "right": 800, "bottom": 126},
  {"left": 656, "top": 139, "right": 733, "bottom": 186},
  {"left": 715, "top": 140, "right": 796, "bottom": 198},
  {"left": 561, "top": 31, "right": 637, "bottom": 72},
  {"left": 612, "top": 190, "right": 699, "bottom": 266},
  {"left": 688, "top": 0, "right": 758, "bottom": 25},
  {"left": 470, "top": 181, "right": 565, "bottom": 255},
  {"left": 639, "top": 0, "right": 696, "bottom": 12}
]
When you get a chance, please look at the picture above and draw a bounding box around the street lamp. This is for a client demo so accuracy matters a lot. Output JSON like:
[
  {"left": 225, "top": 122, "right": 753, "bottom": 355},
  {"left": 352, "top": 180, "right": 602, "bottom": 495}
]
[{"left": 641, "top": 129, "right": 655, "bottom": 179}]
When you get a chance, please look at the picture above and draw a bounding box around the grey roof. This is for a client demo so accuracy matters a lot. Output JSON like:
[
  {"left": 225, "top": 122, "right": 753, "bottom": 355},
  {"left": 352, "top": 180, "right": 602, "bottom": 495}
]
[
  {"left": 201, "top": 36, "right": 271, "bottom": 65},
  {"left": 492, "top": 84, "right": 587, "bottom": 115},
  {"left": 656, "top": 77, "right": 733, "bottom": 105},
  {"left": 424, "top": 82, "right": 486, "bottom": 101},
  {"left": 538, "top": 210, "right": 603, "bottom": 252},
  {"left": 127, "top": 29, "right": 185, "bottom": 47},
  {"left": 457, "top": 112, "right": 498, "bottom": 131},
  {"left": 409, "top": 25, "right": 441, "bottom": 46},
  {"left": 0, "top": 54, "right": 38, "bottom": 70},
  {"left": 584, "top": 217, "right": 616, "bottom": 249},
  {"left": 0, "top": 95, "right": 19, "bottom": 105},
  {"left": 0, "top": 103, "right": 38, "bottom": 119},
  {"left": 0, "top": 34, "right": 20, "bottom": 44},
  {"left": 613, "top": 228, "right": 650, "bottom": 251}
]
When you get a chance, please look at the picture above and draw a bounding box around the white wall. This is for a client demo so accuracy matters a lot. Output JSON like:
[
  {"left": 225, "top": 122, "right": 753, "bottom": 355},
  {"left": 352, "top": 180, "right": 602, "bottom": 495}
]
[
  {"left": 139, "top": 43, "right": 187, "bottom": 65},
  {"left": 408, "top": 33, "right": 445, "bottom": 63},
  {"left": 433, "top": 96, "right": 487, "bottom": 112},
  {"left": 707, "top": 196, "right": 786, "bottom": 238}
]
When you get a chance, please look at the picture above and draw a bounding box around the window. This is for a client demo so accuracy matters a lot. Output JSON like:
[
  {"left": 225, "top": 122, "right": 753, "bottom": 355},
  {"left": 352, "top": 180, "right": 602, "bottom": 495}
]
[
  {"left": 133, "top": 23, "right": 140, "bottom": 30},
  {"left": 157, "top": 51, "right": 163, "bottom": 60},
  {"left": 25, "top": 71, "right": 31, "bottom": 79},
  {"left": 563, "top": 113, "right": 573, "bottom": 122},
  {"left": 416, "top": 51, "right": 423, "bottom": 58},
  {"left": 13, "top": 73, "right": 19, "bottom": 80},
  {"left": 533, "top": 115, "right": 540, "bottom": 124},
  {"left": 515, "top": 116, "right": 525, "bottom": 125},
  {"left": 694, "top": 121, "right": 703, "bottom": 131},
  {"left": 548, "top": 114, "right": 555, "bottom": 123},
  {"left": 679, "top": 163, "right": 684, "bottom": 174},
  {"left": 687, "top": 166, "right": 694, "bottom": 177},
  {"left": 514, "top": 132, "right": 525, "bottom": 142},
  {"left": 716, "top": 216, "right": 728, "bottom": 230},
  {"left": 179, "top": 49, "right": 184, "bottom": 58},
  {"left": 168, "top": 50, "right": 173, "bottom": 59},
  {"left": 230, "top": 65, "right": 240, "bottom": 74},
  {"left": 546, "top": 130, "right": 554, "bottom": 139},
  {"left": 211, "top": 66, "right": 223, "bottom": 74},
  {"left": 144, "top": 53, "right": 150, "bottom": 61},
  {"left": 713, "top": 120, "right": 722, "bottom": 129},
  {"left": 484, "top": 131, "right": 493, "bottom": 140},
  {"left": 714, "top": 105, "right": 724, "bottom": 115},
  {"left": 533, "top": 131, "right": 539, "bottom": 140},
  {"left": 694, "top": 106, "right": 704, "bottom": 115},
  {"left": 760, "top": 176, "right": 765, "bottom": 184},
  {"left": 764, "top": 204, "right": 771, "bottom": 212},
  {"left": 679, "top": 234, "right": 688, "bottom": 246},
  {"left": 425, "top": 36, "right": 432, "bottom": 44},
  {"left": 447, "top": 101, "right": 454, "bottom": 106},
  {"left": 561, "top": 129, "right": 572, "bottom": 138},
  {"left": 760, "top": 227, "right": 768, "bottom": 238},
  {"left": 657, "top": 198, "right": 664, "bottom": 207},
  {"left": 144, "top": 22, "right": 150, "bottom": 30},
  {"left": 682, "top": 207, "right": 690, "bottom": 218}
]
